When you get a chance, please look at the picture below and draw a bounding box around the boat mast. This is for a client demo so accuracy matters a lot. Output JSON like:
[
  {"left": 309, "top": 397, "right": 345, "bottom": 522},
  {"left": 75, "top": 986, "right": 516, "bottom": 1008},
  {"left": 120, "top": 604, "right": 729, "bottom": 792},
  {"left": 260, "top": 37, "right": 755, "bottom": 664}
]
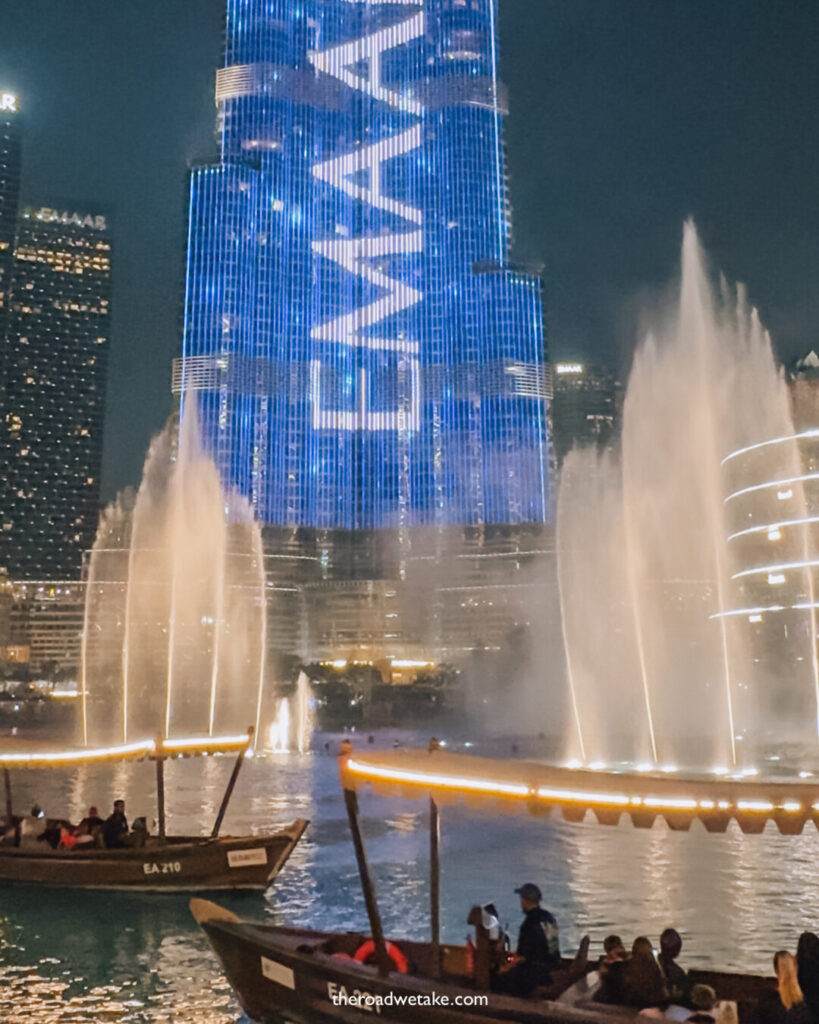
[
  {"left": 155, "top": 734, "right": 166, "bottom": 842},
  {"left": 211, "top": 726, "right": 253, "bottom": 837},
  {"left": 339, "top": 741, "right": 392, "bottom": 977},
  {"left": 428, "top": 738, "right": 441, "bottom": 979},
  {"left": 3, "top": 769, "right": 11, "bottom": 829}
]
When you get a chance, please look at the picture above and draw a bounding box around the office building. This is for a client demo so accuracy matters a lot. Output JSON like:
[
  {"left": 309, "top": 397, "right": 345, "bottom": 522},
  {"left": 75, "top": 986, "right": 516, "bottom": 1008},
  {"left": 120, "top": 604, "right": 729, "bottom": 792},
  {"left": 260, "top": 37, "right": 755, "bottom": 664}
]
[
  {"left": 551, "top": 361, "right": 622, "bottom": 465},
  {"left": 0, "top": 90, "right": 22, "bottom": 341},
  {"left": 176, "top": 0, "right": 551, "bottom": 531},
  {"left": 0, "top": 206, "right": 112, "bottom": 579}
]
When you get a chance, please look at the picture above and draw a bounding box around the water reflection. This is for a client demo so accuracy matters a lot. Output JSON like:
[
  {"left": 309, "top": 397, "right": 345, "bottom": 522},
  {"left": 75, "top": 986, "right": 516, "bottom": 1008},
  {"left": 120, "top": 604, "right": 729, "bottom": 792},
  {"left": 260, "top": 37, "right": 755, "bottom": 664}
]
[{"left": 1, "top": 733, "right": 818, "bottom": 1020}]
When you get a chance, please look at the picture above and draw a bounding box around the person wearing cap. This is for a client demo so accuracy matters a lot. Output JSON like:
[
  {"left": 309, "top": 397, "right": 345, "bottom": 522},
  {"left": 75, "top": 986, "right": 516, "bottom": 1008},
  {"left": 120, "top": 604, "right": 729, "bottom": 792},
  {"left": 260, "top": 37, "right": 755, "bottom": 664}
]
[{"left": 493, "top": 882, "right": 560, "bottom": 997}]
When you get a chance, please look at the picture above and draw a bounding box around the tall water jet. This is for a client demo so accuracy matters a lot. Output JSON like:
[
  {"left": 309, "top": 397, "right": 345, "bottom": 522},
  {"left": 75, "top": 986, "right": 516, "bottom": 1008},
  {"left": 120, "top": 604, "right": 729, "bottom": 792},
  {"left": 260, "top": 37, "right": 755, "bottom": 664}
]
[
  {"left": 81, "top": 404, "right": 268, "bottom": 745},
  {"left": 557, "top": 223, "right": 816, "bottom": 768},
  {"left": 267, "top": 673, "right": 314, "bottom": 754}
]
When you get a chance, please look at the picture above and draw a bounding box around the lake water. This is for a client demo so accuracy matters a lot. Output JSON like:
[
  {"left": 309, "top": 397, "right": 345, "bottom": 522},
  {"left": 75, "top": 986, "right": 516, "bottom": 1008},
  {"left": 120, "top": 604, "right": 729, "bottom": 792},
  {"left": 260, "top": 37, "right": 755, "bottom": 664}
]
[{"left": 1, "top": 729, "right": 817, "bottom": 1022}]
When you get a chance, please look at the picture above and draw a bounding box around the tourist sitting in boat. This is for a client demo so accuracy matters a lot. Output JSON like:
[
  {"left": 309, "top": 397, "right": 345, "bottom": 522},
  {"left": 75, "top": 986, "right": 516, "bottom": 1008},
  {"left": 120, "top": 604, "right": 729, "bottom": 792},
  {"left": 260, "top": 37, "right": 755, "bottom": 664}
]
[
  {"left": 102, "top": 799, "right": 128, "bottom": 849},
  {"left": 128, "top": 816, "right": 149, "bottom": 847},
  {"left": 595, "top": 935, "right": 629, "bottom": 1004},
  {"left": 759, "top": 950, "right": 814, "bottom": 1024},
  {"left": 74, "top": 806, "right": 104, "bottom": 846},
  {"left": 620, "top": 936, "right": 669, "bottom": 1008},
  {"left": 658, "top": 928, "right": 690, "bottom": 1004},
  {"left": 17, "top": 804, "right": 45, "bottom": 846},
  {"left": 797, "top": 932, "right": 819, "bottom": 1021},
  {"left": 491, "top": 882, "right": 560, "bottom": 998},
  {"left": 58, "top": 824, "right": 78, "bottom": 849}
]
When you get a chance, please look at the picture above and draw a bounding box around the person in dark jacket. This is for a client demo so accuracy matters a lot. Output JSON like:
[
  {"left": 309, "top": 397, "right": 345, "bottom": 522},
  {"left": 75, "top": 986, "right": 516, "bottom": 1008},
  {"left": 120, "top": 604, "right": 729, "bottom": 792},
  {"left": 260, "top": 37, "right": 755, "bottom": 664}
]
[
  {"left": 797, "top": 932, "right": 819, "bottom": 1021},
  {"left": 492, "top": 883, "right": 560, "bottom": 998},
  {"left": 659, "top": 928, "right": 690, "bottom": 1004},
  {"left": 595, "top": 936, "right": 628, "bottom": 1004},
  {"left": 102, "top": 799, "right": 128, "bottom": 849}
]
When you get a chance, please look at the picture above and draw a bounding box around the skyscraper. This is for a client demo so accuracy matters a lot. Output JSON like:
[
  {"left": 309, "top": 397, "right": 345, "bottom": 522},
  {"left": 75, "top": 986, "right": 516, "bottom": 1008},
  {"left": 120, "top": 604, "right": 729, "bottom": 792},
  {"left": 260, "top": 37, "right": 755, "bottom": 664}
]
[
  {"left": 178, "top": 0, "right": 550, "bottom": 531},
  {"left": 0, "top": 206, "right": 112, "bottom": 579},
  {"left": 0, "top": 90, "right": 22, "bottom": 340}
]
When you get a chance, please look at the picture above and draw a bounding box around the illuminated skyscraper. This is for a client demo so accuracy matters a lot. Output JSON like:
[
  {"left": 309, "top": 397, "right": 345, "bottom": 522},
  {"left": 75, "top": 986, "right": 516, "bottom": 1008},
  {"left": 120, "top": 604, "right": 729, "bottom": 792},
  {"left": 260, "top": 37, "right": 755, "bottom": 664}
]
[
  {"left": 0, "top": 207, "right": 112, "bottom": 579},
  {"left": 0, "top": 90, "right": 22, "bottom": 339},
  {"left": 177, "top": 0, "right": 550, "bottom": 530}
]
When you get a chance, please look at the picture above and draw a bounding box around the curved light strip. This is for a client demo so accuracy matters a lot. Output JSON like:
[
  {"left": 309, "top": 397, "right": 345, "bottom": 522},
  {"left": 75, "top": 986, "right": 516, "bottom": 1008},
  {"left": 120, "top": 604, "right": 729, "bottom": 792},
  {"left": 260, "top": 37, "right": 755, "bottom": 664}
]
[
  {"left": 732, "top": 558, "right": 819, "bottom": 581},
  {"left": 721, "top": 429, "right": 819, "bottom": 466},
  {"left": 709, "top": 605, "right": 786, "bottom": 619},
  {"left": 728, "top": 515, "right": 819, "bottom": 542},
  {"left": 725, "top": 471, "right": 819, "bottom": 504}
]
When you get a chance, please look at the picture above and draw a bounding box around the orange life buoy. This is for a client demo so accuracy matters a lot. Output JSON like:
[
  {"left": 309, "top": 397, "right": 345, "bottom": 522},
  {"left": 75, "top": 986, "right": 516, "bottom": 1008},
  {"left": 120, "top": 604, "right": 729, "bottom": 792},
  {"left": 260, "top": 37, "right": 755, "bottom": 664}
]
[{"left": 353, "top": 939, "right": 409, "bottom": 974}]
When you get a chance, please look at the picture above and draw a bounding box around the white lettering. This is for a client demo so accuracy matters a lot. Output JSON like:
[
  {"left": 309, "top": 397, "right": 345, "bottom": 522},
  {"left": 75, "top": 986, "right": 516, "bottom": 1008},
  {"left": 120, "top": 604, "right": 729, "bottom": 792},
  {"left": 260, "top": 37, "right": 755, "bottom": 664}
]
[
  {"left": 311, "top": 232, "right": 422, "bottom": 351},
  {"left": 0, "top": 93, "right": 17, "bottom": 113},
  {"left": 309, "top": 12, "right": 424, "bottom": 114},
  {"left": 309, "top": 9, "right": 425, "bottom": 434},
  {"left": 33, "top": 208, "right": 107, "bottom": 232},
  {"left": 312, "top": 126, "right": 423, "bottom": 226}
]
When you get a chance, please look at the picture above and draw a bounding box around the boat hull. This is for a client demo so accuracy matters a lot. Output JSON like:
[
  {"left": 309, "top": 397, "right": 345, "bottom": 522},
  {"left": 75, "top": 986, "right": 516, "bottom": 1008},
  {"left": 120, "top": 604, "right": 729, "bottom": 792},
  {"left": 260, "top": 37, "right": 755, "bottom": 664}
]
[
  {"left": 197, "top": 917, "right": 775, "bottom": 1024},
  {"left": 0, "top": 820, "right": 307, "bottom": 891}
]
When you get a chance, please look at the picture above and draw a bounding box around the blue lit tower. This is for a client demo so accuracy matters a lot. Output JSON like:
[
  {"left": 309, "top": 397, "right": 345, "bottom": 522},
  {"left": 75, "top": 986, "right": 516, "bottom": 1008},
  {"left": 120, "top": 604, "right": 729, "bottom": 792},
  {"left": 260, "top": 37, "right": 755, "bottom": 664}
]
[{"left": 179, "top": 0, "right": 550, "bottom": 530}]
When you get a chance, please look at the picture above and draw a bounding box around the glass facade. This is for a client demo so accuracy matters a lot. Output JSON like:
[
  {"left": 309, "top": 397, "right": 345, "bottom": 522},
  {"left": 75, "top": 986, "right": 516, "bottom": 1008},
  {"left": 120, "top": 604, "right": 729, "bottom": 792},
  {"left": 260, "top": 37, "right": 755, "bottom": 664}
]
[
  {"left": 0, "top": 207, "right": 112, "bottom": 579},
  {"left": 179, "top": 0, "right": 550, "bottom": 530}
]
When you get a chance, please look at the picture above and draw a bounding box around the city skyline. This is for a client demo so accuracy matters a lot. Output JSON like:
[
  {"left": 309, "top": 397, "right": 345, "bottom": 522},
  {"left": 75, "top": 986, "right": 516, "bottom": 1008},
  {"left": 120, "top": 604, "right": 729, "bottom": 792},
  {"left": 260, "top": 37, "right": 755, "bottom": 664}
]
[
  {"left": 178, "top": 0, "right": 550, "bottom": 529},
  {"left": 2, "top": 2, "right": 819, "bottom": 503}
]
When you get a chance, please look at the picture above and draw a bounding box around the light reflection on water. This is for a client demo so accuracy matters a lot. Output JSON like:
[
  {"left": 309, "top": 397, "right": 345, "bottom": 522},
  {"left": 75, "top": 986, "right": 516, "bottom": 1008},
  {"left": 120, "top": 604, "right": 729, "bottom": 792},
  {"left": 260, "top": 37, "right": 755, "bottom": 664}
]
[{"left": 1, "top": 730, "right": 818, "bottom": 1021}]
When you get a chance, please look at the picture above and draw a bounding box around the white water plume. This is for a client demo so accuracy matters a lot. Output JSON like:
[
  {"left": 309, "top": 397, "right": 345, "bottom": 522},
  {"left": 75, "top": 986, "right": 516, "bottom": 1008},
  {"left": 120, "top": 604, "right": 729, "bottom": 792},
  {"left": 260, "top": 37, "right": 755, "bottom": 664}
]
[
  {"left": 557, "top": 223, "right": 819, "bottom": 768},
  {"left": 81, "top": 403, "right": 267, "bottom": 745}
]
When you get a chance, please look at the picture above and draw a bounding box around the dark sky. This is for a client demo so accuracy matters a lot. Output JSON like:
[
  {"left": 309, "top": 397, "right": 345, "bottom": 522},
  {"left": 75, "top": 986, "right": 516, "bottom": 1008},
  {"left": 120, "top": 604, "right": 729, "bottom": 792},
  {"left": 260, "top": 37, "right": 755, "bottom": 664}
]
[{"left": 2, "top": 1, "right": 819, "bottom": 500}]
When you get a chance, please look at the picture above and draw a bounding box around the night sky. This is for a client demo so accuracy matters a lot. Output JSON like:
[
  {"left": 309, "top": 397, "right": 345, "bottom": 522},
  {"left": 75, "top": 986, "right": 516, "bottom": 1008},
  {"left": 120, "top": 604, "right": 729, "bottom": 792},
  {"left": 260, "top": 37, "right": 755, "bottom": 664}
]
[{"left": 2, "top": 0, "right": 819, "bottom": 500}]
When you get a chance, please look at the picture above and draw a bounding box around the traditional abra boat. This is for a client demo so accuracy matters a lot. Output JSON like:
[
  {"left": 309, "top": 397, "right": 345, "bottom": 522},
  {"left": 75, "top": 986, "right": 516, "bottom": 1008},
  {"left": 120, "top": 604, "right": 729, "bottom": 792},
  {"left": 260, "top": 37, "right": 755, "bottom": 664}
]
[
  {"left": 0, "top": 730, "right": 307, "bottom": 891},
  {"left": 192, "top": 741, "right": 819, "bottom": 1022}
]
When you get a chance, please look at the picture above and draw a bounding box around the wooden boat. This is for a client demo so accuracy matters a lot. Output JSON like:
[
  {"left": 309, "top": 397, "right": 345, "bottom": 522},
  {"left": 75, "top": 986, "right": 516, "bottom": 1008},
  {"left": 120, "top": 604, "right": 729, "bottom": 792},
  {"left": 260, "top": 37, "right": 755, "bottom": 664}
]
[
  {"left": 191, "top": 741, "right": 819, "bottom": 1022},
  {"left": 0, "top": 731, "right": 307, "bottom": 891}
]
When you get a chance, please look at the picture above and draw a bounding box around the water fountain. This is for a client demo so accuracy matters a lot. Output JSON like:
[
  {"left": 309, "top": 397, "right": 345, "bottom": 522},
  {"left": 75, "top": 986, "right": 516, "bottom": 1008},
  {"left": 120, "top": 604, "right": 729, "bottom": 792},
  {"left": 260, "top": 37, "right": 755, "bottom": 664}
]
[
  {"left": 268, "top": 671, "right": 315, "bottom": 754},
  {"left": 81, "top": 404, "right": 268, "bottom": 746},
  {"left": 557, "top": 223, "right": 819, "bottom": 770}
]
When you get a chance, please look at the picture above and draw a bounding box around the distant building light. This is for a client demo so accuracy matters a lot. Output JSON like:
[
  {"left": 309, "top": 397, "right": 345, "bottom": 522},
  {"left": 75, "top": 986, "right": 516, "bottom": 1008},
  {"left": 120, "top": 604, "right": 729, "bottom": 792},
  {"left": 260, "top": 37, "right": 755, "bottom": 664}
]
[
  {"left": 768, "top": 528, "right": 782, "bottom": 541},
  {"left": 777, "top": 489, "right": 793, "bottom": 501},
  {"left": 768, "top": 573, "right": 786, "bottom": 585},
  {"left": 748, "top": 614, "right": 763, "bottom": 623},
  {"left": 555, "top": 363, "right": 584, "bottom": 375}
]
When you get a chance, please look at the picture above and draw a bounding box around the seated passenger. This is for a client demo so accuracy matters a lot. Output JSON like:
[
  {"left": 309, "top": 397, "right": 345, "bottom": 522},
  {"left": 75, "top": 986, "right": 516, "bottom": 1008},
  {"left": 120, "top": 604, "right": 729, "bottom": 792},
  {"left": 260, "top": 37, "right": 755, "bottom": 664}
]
[
  {"left": 102, "top": 799, "right": 128, "bottom": 849},
  {"left": 685, "top": 984, "right": 719, "bottom": 1023},
  {"left": 759, "top": 951, "right": 814, "bottom": 1024},
  {"left": 659, "top": 928, "right": 690, "bottom": 1005},
  {"left": 18, "top": 804, "right": 45, "bottom": 846},
  {"left": 127, "top": 816, "right": 149, "bottom": 848},
  {"left": 78, "top": 806, "right": 104, "bottom": 833},
  {"left": 596, "top": 936, "right": 629, "bottom": 1004},
  {"left": 58, "top": 824, "right": 78, "bottom": 850},
  {"left": 492, "top": 882, "right": 560, "bottom": 998},
  {"left": 796, "top": 932, "right": 819, "bottom": 1021},
  {"left": 621, "top": 937, "right": 668, "bottom": 1008}
]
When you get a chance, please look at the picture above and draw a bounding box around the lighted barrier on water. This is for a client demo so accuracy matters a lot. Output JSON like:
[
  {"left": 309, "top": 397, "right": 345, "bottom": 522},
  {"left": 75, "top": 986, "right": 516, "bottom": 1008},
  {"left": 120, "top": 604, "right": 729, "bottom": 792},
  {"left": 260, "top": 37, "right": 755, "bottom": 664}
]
[
  {"left": 0, "top": 734, "right": 251, "bottom": 769},
  {"left": 339, "top": 749, "right": 819, "bottom": 835}
]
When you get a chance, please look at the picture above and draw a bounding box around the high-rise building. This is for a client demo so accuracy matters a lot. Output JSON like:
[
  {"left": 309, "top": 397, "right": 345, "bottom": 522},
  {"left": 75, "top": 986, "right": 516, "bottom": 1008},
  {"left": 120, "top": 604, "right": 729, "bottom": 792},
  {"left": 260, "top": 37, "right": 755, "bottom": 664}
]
[
  {"left": 0, "top": 206, "right": 112, "bottom": 579},
  {"left": 177, "top": 0, "right": 550, "bottom": 531},
  {"left": 0, "top": 90, "right": 22, "bottom": 340},
  {"left": 551, "top": 361, "right": 622, "bottom": 465}
]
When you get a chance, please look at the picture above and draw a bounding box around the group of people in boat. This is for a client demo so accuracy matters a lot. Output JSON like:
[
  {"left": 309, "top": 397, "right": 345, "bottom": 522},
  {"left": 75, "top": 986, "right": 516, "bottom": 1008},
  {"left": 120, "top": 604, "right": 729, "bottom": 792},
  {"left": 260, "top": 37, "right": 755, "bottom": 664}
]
[
  {"left": 482, "top": 883, "right": 819, "bottom": 1022},
  {"left": 2, "top": 799, "right": 152, "bottom": 850}
]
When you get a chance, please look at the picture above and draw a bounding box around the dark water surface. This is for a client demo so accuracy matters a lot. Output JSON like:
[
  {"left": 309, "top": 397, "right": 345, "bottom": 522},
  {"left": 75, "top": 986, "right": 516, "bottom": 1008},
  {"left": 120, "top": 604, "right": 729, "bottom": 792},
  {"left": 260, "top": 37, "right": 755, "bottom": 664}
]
[{"left": 1, "top": 730, "right": 817, "bottom": 1021}]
